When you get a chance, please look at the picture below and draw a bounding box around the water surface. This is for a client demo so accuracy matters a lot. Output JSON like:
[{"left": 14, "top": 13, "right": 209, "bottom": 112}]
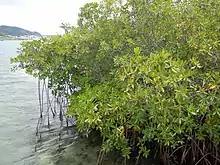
[
  {"left": 0, "top": 40, "right": 40, "bottom": 165},
  {"left": 0, "top": 40, "right": 100, "bottom": 165}
]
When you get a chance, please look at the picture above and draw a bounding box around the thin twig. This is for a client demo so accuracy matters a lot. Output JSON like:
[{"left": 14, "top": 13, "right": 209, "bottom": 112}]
[{"left": 195, "top": 153, "right": 211, "bottom": 165}]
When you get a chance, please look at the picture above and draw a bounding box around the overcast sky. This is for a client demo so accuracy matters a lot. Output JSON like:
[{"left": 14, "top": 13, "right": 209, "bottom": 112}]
[{"left": 0, "top": 0, "right": 99, "bottom": 35}]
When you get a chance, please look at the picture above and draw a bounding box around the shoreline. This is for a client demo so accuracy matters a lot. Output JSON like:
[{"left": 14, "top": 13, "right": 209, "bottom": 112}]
[{"left": 0, "top": 37, "right": 26, "bottom": 41}]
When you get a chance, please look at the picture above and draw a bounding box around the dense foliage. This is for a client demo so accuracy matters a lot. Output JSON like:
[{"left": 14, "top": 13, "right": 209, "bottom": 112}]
[{"left": 12, "top": 0, "right": 220, "bottom": 164}]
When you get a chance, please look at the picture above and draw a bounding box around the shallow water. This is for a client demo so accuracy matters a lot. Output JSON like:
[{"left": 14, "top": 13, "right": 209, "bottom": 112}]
[
  {"left": 0, "top": 40, "right": 159, "bottom": 165},
  {"left": 0, "top": 41, "right": 99, "bottom": 165},
  {"left": 0, "top": 40, "right": 40, "bottom": 165}
]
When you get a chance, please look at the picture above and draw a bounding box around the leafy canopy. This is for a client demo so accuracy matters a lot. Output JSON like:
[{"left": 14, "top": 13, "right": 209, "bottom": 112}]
[{"left": 11, "top": 0, "right": 220, "bottom": 163}]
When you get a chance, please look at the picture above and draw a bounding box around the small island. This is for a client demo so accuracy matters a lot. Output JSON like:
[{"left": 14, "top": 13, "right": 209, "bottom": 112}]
[{"left": 0, "top": 25, "right": 42, "bottom": 40}]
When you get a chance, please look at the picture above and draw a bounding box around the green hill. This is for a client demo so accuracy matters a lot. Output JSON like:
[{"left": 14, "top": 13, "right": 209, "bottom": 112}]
[{"left": 0, "top": 25, "right": 41, "bottom": 37}]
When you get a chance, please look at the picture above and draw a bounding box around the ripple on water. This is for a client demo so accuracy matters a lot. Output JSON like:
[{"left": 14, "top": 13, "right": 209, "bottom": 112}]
[{"left": 0, "top": 40, "right": 119, "bottom": 165}]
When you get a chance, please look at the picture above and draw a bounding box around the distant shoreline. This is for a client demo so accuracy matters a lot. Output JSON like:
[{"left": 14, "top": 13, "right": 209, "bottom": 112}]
[{"left": 0, "top": 36, "right": 26, "bottom": 41}]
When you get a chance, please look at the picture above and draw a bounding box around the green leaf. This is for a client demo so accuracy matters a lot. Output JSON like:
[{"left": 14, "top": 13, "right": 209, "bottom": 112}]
[{"left": 134, "top": 47, "right": 141, "bottom": 55}]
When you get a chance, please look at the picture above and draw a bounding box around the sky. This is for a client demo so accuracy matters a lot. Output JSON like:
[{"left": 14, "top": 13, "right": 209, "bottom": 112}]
[{"left": 0, "top": 0, "right": 100, "bottom": 35}]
